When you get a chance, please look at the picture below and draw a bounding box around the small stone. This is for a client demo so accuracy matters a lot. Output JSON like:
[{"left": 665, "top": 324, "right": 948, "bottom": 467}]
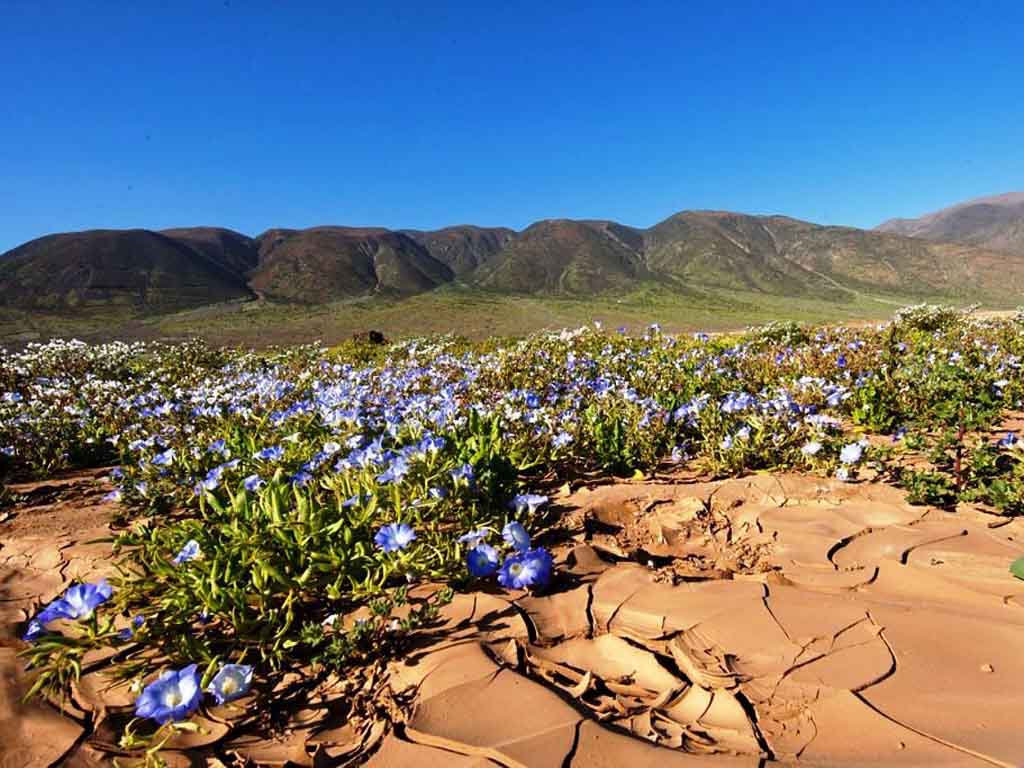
[{"left": 980, "top": 663, "right": 994, "bottom": 673}]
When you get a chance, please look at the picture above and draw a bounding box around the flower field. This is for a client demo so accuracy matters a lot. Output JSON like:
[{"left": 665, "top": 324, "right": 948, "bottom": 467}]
[{"left": 3, "top": 304, "right": 1024, "bottom": 766}]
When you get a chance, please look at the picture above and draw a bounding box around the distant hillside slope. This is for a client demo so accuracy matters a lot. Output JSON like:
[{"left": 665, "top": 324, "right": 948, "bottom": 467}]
[
  {"left": 5, "top": 203, "right": 1024, "bottom": 311},
  {"left": 401, "top": 226, "right": 515, "bottom": 276},
  {"left": 160, "top": 227, "right": 259, "bottom": 275},
  {"left": 474, "top": 211, "right": 1024, "bottom": 300},
  {"left": 249, "top": 227, "right": 454, "bottom": 302},
  {"left": 0, "top": 229, "right": 253, "bottom": 310},
  {"left": 876, "top": 192, "right": 1024, "bottom": 256},
  {"left": 473, "top": 219, "right": 650, "bottom": 293}
]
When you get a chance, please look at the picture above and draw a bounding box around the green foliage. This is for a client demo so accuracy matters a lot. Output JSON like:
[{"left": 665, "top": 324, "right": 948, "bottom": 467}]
[
  {"left": 9, "top": 306, "right": 1024, "bottom": 732},
  {"left": 898, "top": 469, "right": 958, "bottom": 507},
  {"left": 1011, "top": 556, "right": 1024, "bottom": 581}
]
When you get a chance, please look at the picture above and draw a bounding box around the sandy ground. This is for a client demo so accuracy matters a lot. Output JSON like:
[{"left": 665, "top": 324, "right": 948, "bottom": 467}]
[{"left": 2, "top": 469, "right": 1023, "bottom": 767}]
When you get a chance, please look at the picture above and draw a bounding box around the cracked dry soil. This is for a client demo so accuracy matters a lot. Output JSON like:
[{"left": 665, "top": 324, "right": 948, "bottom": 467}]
[{"left": 2, "top": 470, "right": 1023, "bottom": 767}]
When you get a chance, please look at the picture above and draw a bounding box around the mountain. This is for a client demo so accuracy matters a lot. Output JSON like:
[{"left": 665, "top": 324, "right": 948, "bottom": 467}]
[
  {"left": 473, "top": 219, "right": 650, "bottom": 293},
  {"left": 5, "top": 205, "right": 1024, "bottom": 314},
  {"left": 0, "top": 228, "right": 254, "bottom": 310},
  {"left": 876, "top": 192, "right": 1024, "bottom": 256},
  {"left": 642, "top": 212, "right": 836, "bottom": 295},
  {"left": 249, "top": 227, "right": 453, "bottom": 303},
  {"left": 160, "top": 227, "right": 259, "bottom": 275},
  {"left": 401, "top": 226, "right": 515, "bottom": 276}
]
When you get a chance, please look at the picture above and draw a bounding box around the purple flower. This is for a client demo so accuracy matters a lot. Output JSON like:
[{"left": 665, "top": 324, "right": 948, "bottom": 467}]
[
  {"left": 243, "top": 474, "right": 264, "bottom": 492},
  {"left": 509, "top": 494, "right": 549, "bottom": 517},
  {"left": 466, "top": 544, "right": 500, "bottom": 577},
  {"left": 498, "top": 547, "right": 553, "bottom": 591},
  {"left": 998, "top": 432, "right": 1018, "bottom": 448},
  {"left": 118, "top": 615, "right": 145, "bottom": 641},
  {"left": 134, "top": 664, "right": 201, "bottom": 724},
  {"left": 374, "top": 523, "right": 416, "bottom": 552},
  {"left": 207, "top": 663, "right": 253, "bottom": 705},
  {"left": 458, "top": 528, "right": 490, "bottom": 548},
  {"left": 376, "top": 456, "right": 410, "bottom": 484},
  {"left": 291, "top": 470, "right": 313, "bottom": 487},
  {"left": 172, "top": 540, "right": 201, "bottom": 565},
  {"left": 502, "top": 521, "right": 531, "bottom": 552},
  {"left": 151, "top": 448, "right": 176, "bottom": 466},
  {"left": 23, "top": 579, "right": 114, "bottom": 641},
  {"left": 253, "top": 445, "right": 284, "bottom": 461},
  {"left": 552, "top": 431, "right": 573, "bottom": 449}
]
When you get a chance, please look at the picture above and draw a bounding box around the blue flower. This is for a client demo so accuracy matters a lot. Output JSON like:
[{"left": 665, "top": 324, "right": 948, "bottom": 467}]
[
  {"left": 243, "top": 474, "right": 264, "bottom": 492},
  {"left": 839, "top": 442, "right": 864, "bottom": 465},
  {"left": 207, "top": 663, "right": 253, "bottom": 705},
  {"left": 118, "top": 615, "right": 145, "bottom": 641},
  {"left": 552, "top": 431, "right": 573, "bottom": 449},
  {"left": 291, "top": 470, "right": 313, "bottom": 487},
  {"left": 998, "top": 432, "right": 1019, "bottom": 448},
  {"left": 376, "top": 456, "right": 410, "bottom": 484},
  {"left": 502, "top": 521, "right": 531, "bottom": 552},
  {"left": 134, "top": 664, "right": 202, "bottom": 725},
  {"left": 151, "top": 448, "right": 176, "bottom": 466},
  {"left": 197, "top": 466, "right": 222, "bottom": 491},
  {"left": 509, "top": 494, "right": 549, "bottom": 517},
  {"left": 466, "top": 544, "right": 500, "bottom": 577},
  {"left": 451, "top": 463, "right": 475, "bottom": 484},
  {"left": 801, "top": 440, "right": 823, "bottom": 456},
  {"left": 172, "top": 540, "right": 201, "bottom": 565},
  {"left": 374, "top": 523, "right": 416, "bottom": 552},
  {"left": 24, "top": 579, "right": 114, "bottom": 641},
  {"left": 498, "top": 547, "right": 553, "bottom": 591},
  {"left": 458, "top": 528, "right": 490, "bottom": 548},
  {"left": 253, "top": 445, "right": 284, "bottom": 461}
]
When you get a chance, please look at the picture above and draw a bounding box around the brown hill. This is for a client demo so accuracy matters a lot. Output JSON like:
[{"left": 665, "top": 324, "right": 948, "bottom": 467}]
[
  {"left": 473, "top": 219, "right": 650, "bottom": 293},
  {"left": 249, "top": 227, "right": 453, "bottom": 303},
  {"left": 401, "top": 226, "right": 515, "bottom": 276},
  {"left": 876, "top": 192, "right": 1024, "bottom": 256},
  {"left": 160, "top": 227, "right": 259, "bottom": 275},
  {"left": 6, "top": 205, "right": 1024, "bottom": 311},
  {"left": 0, "top": 229, "right": 253, "bottom": 310}
]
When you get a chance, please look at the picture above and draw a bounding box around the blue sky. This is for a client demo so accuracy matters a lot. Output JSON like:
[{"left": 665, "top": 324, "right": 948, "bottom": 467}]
[{"left": 2, "top": 1, "right": 1023, "bottom": 251}]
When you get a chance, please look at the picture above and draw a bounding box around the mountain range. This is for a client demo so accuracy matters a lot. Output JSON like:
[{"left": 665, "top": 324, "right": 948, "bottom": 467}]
[
  {"left": 875, "top": 192, "right": 1024, "bottom": 256},
  {"left": 3, "top": 193, "right": 1024, "bottom": 313}
]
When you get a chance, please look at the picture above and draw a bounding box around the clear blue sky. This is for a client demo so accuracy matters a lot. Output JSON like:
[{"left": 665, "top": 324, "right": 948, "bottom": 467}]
[{"left": 3, "top": 1, "right": 1023, "bottom": 252}]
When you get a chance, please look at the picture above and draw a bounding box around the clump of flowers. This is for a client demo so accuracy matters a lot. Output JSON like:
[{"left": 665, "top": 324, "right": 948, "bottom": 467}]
[{"left": 7, "top": 309, "right": 1024, "bottom": 754}]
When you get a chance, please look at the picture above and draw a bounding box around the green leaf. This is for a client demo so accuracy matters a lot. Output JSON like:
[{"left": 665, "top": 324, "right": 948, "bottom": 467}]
[{"left": 1010, "top": 556, "right": 1024, "bottom": 581}]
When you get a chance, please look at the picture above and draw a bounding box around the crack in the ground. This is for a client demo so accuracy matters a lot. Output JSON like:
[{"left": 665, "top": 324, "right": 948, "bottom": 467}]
[{"left": 851, "top": 691, "right": 1016, "bottom": 768}]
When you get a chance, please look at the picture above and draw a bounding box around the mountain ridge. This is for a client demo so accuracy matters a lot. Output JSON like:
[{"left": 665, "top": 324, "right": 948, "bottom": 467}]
[
  {"left": 876, "top": 192, "right": 1024, "bottom": 256},
  {"left": 4, "top": 198, "right": 1024, "bottom": 313}
]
